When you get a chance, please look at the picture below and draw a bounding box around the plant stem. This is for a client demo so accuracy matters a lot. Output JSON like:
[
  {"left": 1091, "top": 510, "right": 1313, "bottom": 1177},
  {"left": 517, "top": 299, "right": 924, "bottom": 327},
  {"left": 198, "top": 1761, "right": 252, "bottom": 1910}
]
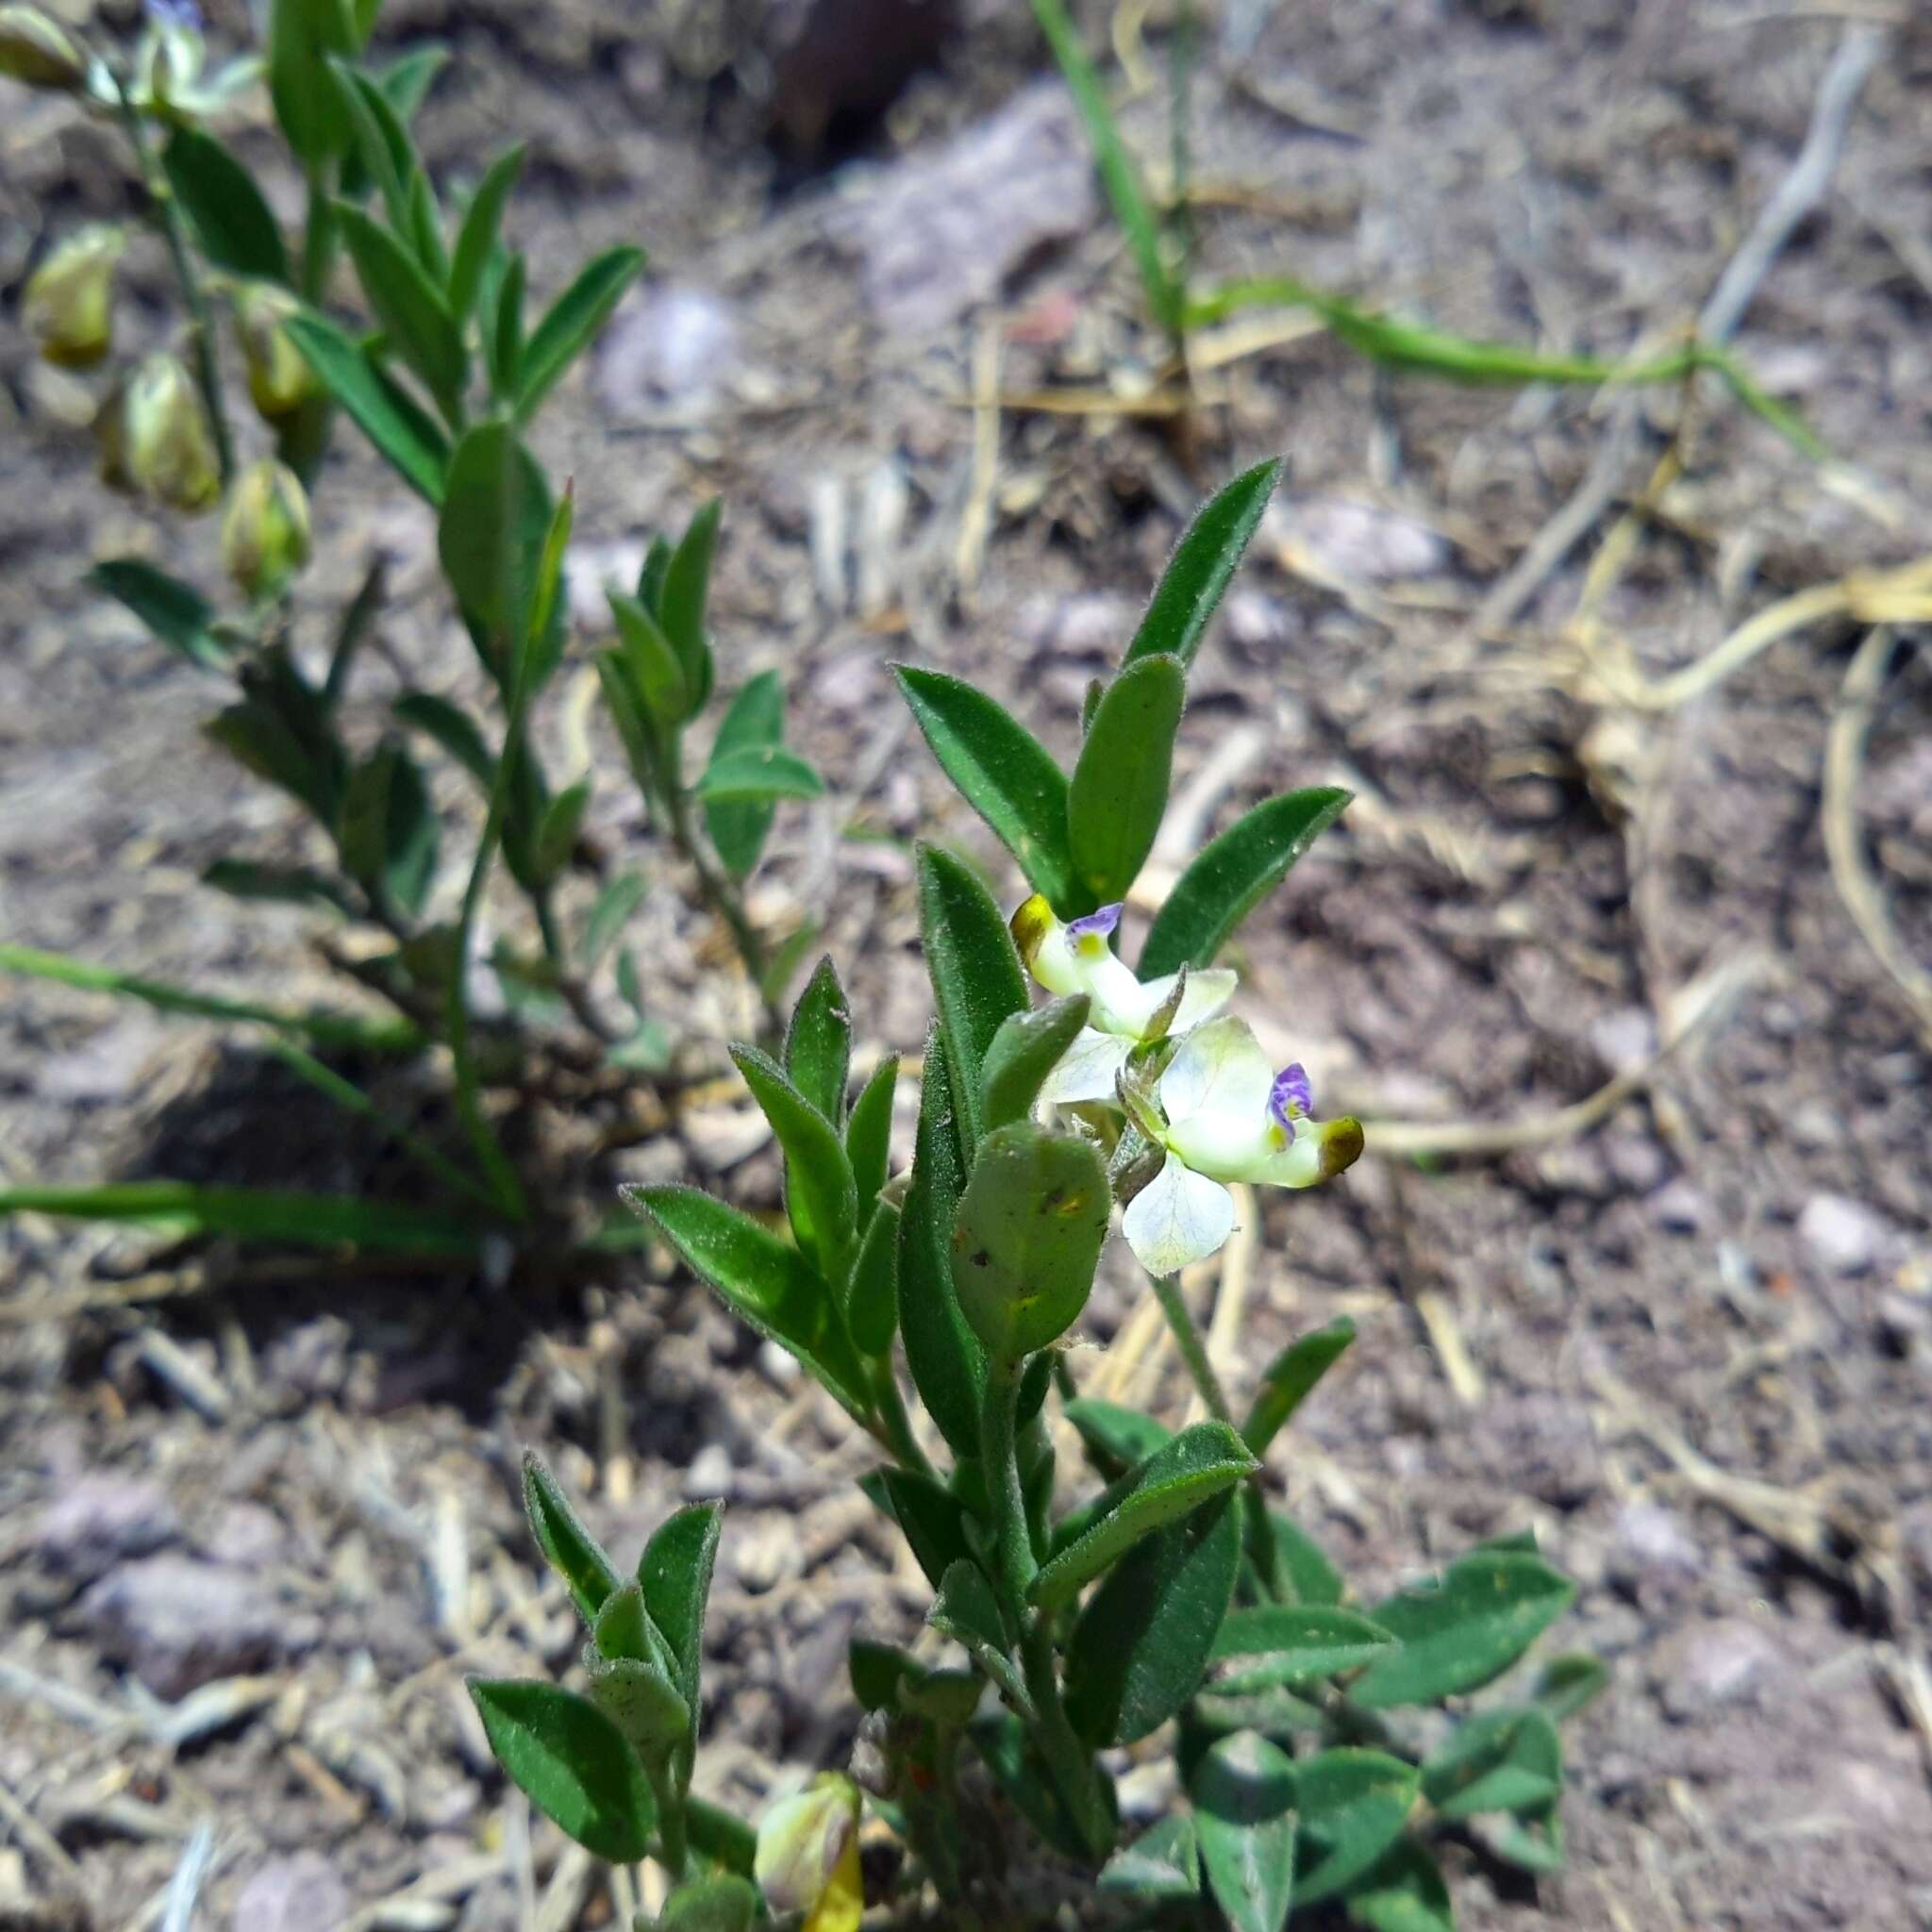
[
  {"left": 666, "top": 787, "right": 785, "bottom": 1041},
  {"left": 110, "top": 75, "right": 234, "bottom": 489},
  {"left": 646, "top": 1759, "right": 687, "bottom": 1882},
  {"left": 979, "top": 1361, "right": 1037, "bottom": 1608},
  {"left": 299, "top": 161, "right": 338, "bottom": 304},
  {"left": 1019, "top": 1625, "right": 1114, "bottom": 1863},
  {"left": 874, "top": 1361, "right": 938, "bottom": 1483}
]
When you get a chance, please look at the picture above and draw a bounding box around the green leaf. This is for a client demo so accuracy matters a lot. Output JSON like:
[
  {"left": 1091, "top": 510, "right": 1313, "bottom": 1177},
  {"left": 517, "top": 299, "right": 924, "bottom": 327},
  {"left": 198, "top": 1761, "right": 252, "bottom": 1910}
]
[
  {"left": 894, "top": 669, "right": 1077, "bottom": 911},
  {"left": 730, "top": 1044, "right": 858, "bottom": 1282},
  {"left": 394, "top": 691, "right": 496, "bottom": 788},
  {"left": 897, "top": 1025, "right": 986, "bottom": 1459},
  {"left": 468, "top": 1678, "right": 654, "bottom": 1862},
  {"left": 88, "top": 560, "right": 225, "bottom": 671},
  {"left": 1065, "top": 1487, "right": 1241, "bottom": 1744},
  {"left": 844, "top": 1196, "right": 901, "bottom": 1357},
  {"left": 694, "top": 745, "right": 823, "bottom": 806},
  {"left": 0, "top": 1181, "right": 480, "bottom": 1254},
  {"left": 1192, "top": 1729, "right": 1298, "bottom": 1932},
  {"left": 521, "top": 1452, "right": 621, "bottom": 1624},
  {"left": 951, "top": 1122, "right": 1108, "bottom": 1364},
  {"left": 1341, "top": 1841, "right": 1455, "bottom": 1932},
  {"left": 638, "top": 1501, "right": 723, "bottom": 1774},
  {"left": 979, "top": 994, "right": 1091, "bottom": 1132},
  {"left": 657, "top": 1874, "right": 760, "bottom": 1932},
  {"left": 1242, "top": 1318, "right": 1357, "bottom": 1457},
  {"left": 1098, "top": 1813, "right": 1201, "bottom": 1900},
  {"left": 607, "top": 591, "right": 691, "bottom": 729},
  {"left": 1140, "top": 786, "right": 1352, "bottom": 978},
  {"left": 1292, "top": 1750, "right": 1419, "bottom": 1903},
  {"left": 373, "top": 43, "right": 447, "bottom": 121},
  {"left": 517, "top": 244, "right": 645, "bottom": 420},
  {"left": 848, "top": 1639, "right": 919, "bottom": 1714},
  {"left": 1349, "top": 1552, "right": 1576, "bottom": 1711},
  {"left": 336, "top": 202, "right": 466, "bottom": 411},
  {"left": 871, "top": 1468, "right": 975, "bottom": 1591},
  {"left": 334, "top": 62, "right": 415, "bottom": 237},
  {"left": 1208, "top": 1606, "right": 1395, "bottom": 1692},
  {"left": 1533, "top": 1651, "right": 1609, "bottom": 1724},
  {"left": 268, "top": 0, "right": 357, "bottom": 162},
  {"left": 1062, "top": 1398, "right": 1171, "bottom": 1480},
  {"left": 1034, "top": 1422, "right": 1256, "bottom": 1610},
  {"left": 285, "top": 308, "right": 449, "bottom": 502},
  {"left": 1123, "top": 458, "right": 1282, "bottom": 669},
  {"left": 535, "top": 776, "right": 590, "bottom": 884},
  {"left": 625, "top": 1185, "right": 869, "bottom": 1421},
  {"left": 659, "top": 497, "right": 720, "bottom": 711},
  {"left": 449, "top": 144, "right": 525, "bottom": 325},
  {"left": 340, "top": 741, "right": 439, "bottom": 917},
  {"left": 1421, "top": 1706, "right": 1561, "bottom": 1822},
  {"left": 439, "top": 422, "right": 554, "bottom": 657},
  {"left": 917, "top": 843, "right": 1029, "bottom": 1155},
  {"left": 586, "top": 1654, "right": 689, "bottom": 1769},
  {"left": 201, "top": 860, "right": 353, "bottom": 915},
  {"left": 161, "top": 127, "right": 288, "bottom": 284},
  {"left": 581, "top": 871, "right": 645, "bottom": 973},
  {"left": 1268, "top": 1511, "right": 1344, "bottom": 1607},
  {"left": 930, "top": 1559, "right": 1021, "bottom": 1702},
  {"left": 844, "top": 1055, "right": 898, "bottom": 1221},
  {"left": 205, "top": 702, "right": 332, "bottom": 824},
  {"left": 406, "top": 167, "right": 449, "bottom": 290},
  {"left": 1068, "top": 653, "right": 1184, "bottom": 903},
  {"left": 486, "top": 249, "right": 525, "bottom": 398},
  {"left": 703, "top": 671, "right": 785, "bottom": 877},
  {"left": 687, "top": 1799, "right": 758, "bottom": 1879},
  {"left": 785, "top": 957, "right": 851, "bottom": 1126},
  {"left": 1482, "top": 1800, "right": 1564, "bottom": 1873},
  {"left": 969, "top": 1713, "right": 1108, "bottom": 1864}
]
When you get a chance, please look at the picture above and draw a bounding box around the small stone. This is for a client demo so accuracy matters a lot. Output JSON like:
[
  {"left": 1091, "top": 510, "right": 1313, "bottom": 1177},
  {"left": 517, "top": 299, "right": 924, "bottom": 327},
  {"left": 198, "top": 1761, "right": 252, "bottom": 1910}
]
[
  {"left": 1604, "top": 1133, "right": 1667, "bottom": 1194},
  {"left": 1266, "top": 496, "right": 1449, "bottom": 584},
  {"left": 1656, "top": 1616, "right": 1781, "bottom": 1721},
  {"left": 230, "top": 1854, "right": 348, "bottom": 1932},
  {"left": 1607, "top": 1501, "right": 1703, "bottom": 1606},
  {"left": 199, "top": 1501, "right": 286, "bottom": 1569},
  {"left": 1589, "top": 1007, "right": 1657, "bottom": 1076},
  {"left": 37, "top": 1474, "right": 179, "bottom": 1578},
  {"left": 1797, "top": 1193, "right": 1891, "bottom": 1275},
  {"left": 35, "top": 1013, "right": 164, "bottom": 1103},
  {"left": 594, "top": 285, "right": 740, "bottom": 419},
  {"left": 1222, "top": 590, "right": 1289, "bottom": 650},
  {"left": 685, "top": 1444, "right": 733, "bottom": 1499},
  {"left": 1648, "top": 1177, "right": 1709, "bottom": 1235}
]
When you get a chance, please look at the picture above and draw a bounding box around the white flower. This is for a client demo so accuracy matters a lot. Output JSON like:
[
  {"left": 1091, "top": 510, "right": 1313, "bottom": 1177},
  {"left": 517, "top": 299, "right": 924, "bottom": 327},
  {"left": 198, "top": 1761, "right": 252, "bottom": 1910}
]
[
  {"left": 1120, "top": 1015, "right": 1364, "bottom": 1275},
  {"left": 1009, "top": 895, "right": 1237, "bottom": 1106}
]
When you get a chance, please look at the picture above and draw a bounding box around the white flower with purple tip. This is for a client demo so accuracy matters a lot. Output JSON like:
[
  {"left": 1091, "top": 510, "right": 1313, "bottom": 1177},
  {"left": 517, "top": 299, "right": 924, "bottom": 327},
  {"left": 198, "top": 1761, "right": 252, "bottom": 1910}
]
[
  {"left": 1119, "top": 1015, "right": 1364, "bottom": 1275},
  {"left": 1008, "top": 894, "right": 1237, "bottom": 1105}
]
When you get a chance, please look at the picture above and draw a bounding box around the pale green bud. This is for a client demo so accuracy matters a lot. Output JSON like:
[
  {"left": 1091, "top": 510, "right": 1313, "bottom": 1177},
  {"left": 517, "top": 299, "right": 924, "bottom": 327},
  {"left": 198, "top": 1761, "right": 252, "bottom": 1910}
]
[
  {"left": 124, "top": 353, "right": 221, "bottom": 512},
  {"left": 753, "top": 1774, "right": 863, "bottom": 1932},
  {"left": 0, "top": 5, "right": 88, "bottom": 90},
  {"left": 23, "top": 225, "right": 124, "bottom": 369},
  {"left": 221, "top": 458, "right": 310, "bottom": 598},
  {"left": 231, "top": 282, "right": 320, "bottom": 420}
]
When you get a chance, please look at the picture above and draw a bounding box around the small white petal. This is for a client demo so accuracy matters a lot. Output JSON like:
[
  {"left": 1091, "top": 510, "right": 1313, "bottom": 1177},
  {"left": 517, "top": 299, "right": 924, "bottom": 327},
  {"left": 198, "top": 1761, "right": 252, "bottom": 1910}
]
[
  {"left": 1171, "top": 967, "right": 1238, "bottom": 1032},
  {"left": 1122, "top": 1154, "right": 1237, "bottom": 1274},
  {"left": 1158, "top": 1015, "right": 1274, "bottom": 1129},
  {"left": 1038, "top": 1028, "right": 1132, "bottom": 1106}
]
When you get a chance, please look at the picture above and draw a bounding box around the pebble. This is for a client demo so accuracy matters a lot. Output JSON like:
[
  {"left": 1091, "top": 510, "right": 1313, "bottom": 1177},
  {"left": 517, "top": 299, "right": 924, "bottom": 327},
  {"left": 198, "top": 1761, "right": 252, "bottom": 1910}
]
[
  {"left": 229, "top": 1854, "right": 348, "bottom": 1932},
  {"left": 593, "top": 285, "right": 740, "bottom": 419},
  {"left": 1607, "top": 1500, "right": 1704, "bottom": 1605},
  {"left": 685, "top": 1444, "right": 734, "bottom": 1498},
  {"left": 1265, "top": 495, "right": 1449, "bottom": 584},
  {"left": 36, "top": 1474, "right": 180, "bottom": 1579},
  {"left": 1655, "top": 1616, "right": 1781, "bottom": 1721},
  {"left": 1648, "top": 1177, "right": 1710, "bottom": 1235},
  {"left": 1797, "top": 1192, "right": 1891, "bottom": 1275}
]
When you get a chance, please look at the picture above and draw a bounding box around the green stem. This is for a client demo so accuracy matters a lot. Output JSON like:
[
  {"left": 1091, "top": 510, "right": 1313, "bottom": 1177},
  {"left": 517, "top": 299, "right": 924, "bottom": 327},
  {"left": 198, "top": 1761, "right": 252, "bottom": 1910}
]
[
  {"left": 979, "top": 1360, "right": 1037, "bottom": 1608},
  {"left": 112, "top": 74, "right": 234, "bottom": 488},
  {"left": 666, "top": 787, "right": 784, "bottom": 1042},
  {"left": 300, "top": 160, "right": 338, "bottom": 304},
  {"left": 1020, "top": 1624, "right": 1114, "bottom": 1863},
  {"left": 647, "top": 1761, "right": 687, "bottom": 1882},
  {"left": 874, "top": 1360, "right": 938, "bottom": 1482}
]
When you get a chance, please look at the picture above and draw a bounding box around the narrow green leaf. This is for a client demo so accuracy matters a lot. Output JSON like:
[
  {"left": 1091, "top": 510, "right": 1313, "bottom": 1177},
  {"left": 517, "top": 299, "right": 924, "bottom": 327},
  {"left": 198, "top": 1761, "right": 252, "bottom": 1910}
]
[
  {"left": 894, "top": 668, "right": 1077, "bottom": 911},
  {"left": 406, "top": 167, "right": 449, "bottom": 288},
  {"left": 586, "top": 1655, "right": 689, "bottom": 1772},
  {"left": 285, "top": 308, "right": 449, "bottom": 502},
  {"left": 324, "top": 559, "right": 387, "bottom": 710},
  {"left": 487, "top": 249, "right": 525, "bottom": 399},
  {"left": 1065, "top": 1487, "right": 1241, "bottom": 1744},
  {"left": 1349, "top": 1552, "right": 1576, "bottom": 1710},
  {"left": 849, "top": 1639, "right": 919, "bottom": 1713},
  {"left": 1208, "top": 1605, "right": 1395, "bottom": 1692},
  {"left": 0, "top": 1181, "right": 478, "bottom": 1254},
  {"left": 1062, "top": 1399, "right": 1171, "bottom": 1480},
  {"left": 394, "top": 691, "right": 496, "bottom": 788},
  {"left": 1124, "top": 458, "right": 1282, "bottom": 669},
  {"left": 268, "top": 0, "right": 357, "bottom": 162},
  {"left": 969, "top": 1713, "right": 1108, "bottom": 1864},
  {"left": 844, "top": 1197, "right": 900, "bottom": 1357},
  {"left": 917, "top": 842, "right": 1029, "bottom": 1155},
  {"left": 730, "top": 1043, "right": 858, "bottom": 1282},
  {"left": 468, "top": 1679, "right": 654, "bottom": 1862},
  {"left": 201, "top": 860, "right": 354, "bottom": 915},
  {"left": 341, "top": 741, "right": 439, "bottom": 917},
  {"left": 1242, "top": 1317, "right": 1357, "bottom": 1457},
  {"left": 1292, "top": 1750, "right": 1419, "bottom": 1903},
  {"left": 334, "top": 62, "right": 414, "bottom": 237},
  {"left": 162, "top": 127, "right": 288, "bottom": 283},
  {"left": 535, "top": 777, "right": 591, "bottom": 884},
  {"left": 694, "top": 745, "right": 824, "bottom": 806},
  {"left": 1139, "top": 786, "right": 1352, "bottom": 978},
  {"left": 979, "top": 994, "right": 1091, "bottom": 1132},
  {"left": 1482, "top": 1799, "right": 1565, "bottom": 1873},
  {"left": 336, "top": 202, "right": 466, "bottom": 410},
  {"left": 522, "top": 1451, "right": 621, "bottom": 1624},
  {"left": 449, "top": 143, "right": 525, "bottom": 325},
  {"left": 439, "top": 422, "right": 553, "bottom": 655},
  {"left": 1533, "top": 1651, "right": 1609, "bottom": 1724},
  {"left": 785, "top": 957, "right": 851, "bottom": 1127},
  {"left": 687, "top": 1798, "right": 758, "bottom": 1878},
  {"left": 930, "top": 1558, "right": 1017, "bottom": 1690},
  {"left": 872, "top": 1468, "right": 975, "bottom": 1591},
  {"left": 1340, "top": 1841, "right": 1455, "bottom": 1932},
  {"left": 625, "top": 1185, "right": 869, "bottom": 1421},
  {"left": 517, "top": 244, "right": 645, "bottom": 420},
  {"left": 1098, "top": 1813, "right": 1201, "bottom": 1900},
  {"left": 1068, "top": 653, "right": 1184, "bottom": 903},
  {"left": 657, "top": 1875, "right": 759, "bottom": 1932},
  {"left": 88, "top": 560, "right": 225, "bottom": 671},
  {"left": 638, "top": 1501, "right": 723, "bottom": 1769},
  {"left": 1421, "top": 1707, "right": 1561, "bottom": 1822},
  {"left": 1192, "top": 1729, "right": 1298, "bottom": 1932},
  {"left": 1268, "top": 1511, "right": 1343, "bottom": 1607},
  {"left": 659, "top": 497, "right": 720, "bottom": 711},
  {"left": 581, "top": 872, "right": 646, "bottom": 973},
  {"left": 608, "top": 590, "right": 691, "bottom": 729},
  {"left": 703, "top": 670, "right": 785, "bottom": 877},
  {"left": 374, "top": 43, "right": 447, "bottom": 120},
  {"left": 844, "top": 1055, "right": 898, "bottom": 1222},
  {"left": 1033, "top": 1422, "right": 1256, "bottom": 1610}
]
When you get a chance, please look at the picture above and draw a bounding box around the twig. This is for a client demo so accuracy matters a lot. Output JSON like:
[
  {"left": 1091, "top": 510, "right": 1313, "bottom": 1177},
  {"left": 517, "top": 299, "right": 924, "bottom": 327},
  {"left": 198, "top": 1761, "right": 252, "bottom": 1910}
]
[
  {"left": 952, "top": 315, "right": 1003, "bottom": 602},
  {"left": 0, "top": 1764, "right": 83, "bottom": 1890},
  {"left": 1822, "top": 626, "right": 1932, "bottom": 1037},
  {"left": 159, "top": 1821, "right": 216, "bottom": 1932}
]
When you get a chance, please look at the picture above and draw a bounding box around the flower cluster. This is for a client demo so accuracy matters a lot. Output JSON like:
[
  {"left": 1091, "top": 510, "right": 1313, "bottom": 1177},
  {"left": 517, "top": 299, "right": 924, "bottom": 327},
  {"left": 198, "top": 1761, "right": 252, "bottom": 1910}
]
[{"left": 1011, "top": 895, "right": 1363, "bottom": 1274}]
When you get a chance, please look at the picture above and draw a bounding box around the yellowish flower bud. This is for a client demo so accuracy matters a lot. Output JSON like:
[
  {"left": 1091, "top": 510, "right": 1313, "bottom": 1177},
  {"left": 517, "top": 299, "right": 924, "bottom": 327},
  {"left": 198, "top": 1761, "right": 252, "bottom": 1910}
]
[
  {"left": 125, "top": 353, "right": 221, "bottom": 512},
  {"left": 0, "top": 5, "right": 89, "bottom": 90},
  {"left": 221, "top": 458, "right": 311, "bottom": 599},
  {"left": 23, "top": 225, "right": 124, "bottom": 369},
  {"left": 754, "top": 1774, "right": 863, "bottom": 1932},
  {"left": 231, "top": 283, "right": 319, "bottom": 420}
]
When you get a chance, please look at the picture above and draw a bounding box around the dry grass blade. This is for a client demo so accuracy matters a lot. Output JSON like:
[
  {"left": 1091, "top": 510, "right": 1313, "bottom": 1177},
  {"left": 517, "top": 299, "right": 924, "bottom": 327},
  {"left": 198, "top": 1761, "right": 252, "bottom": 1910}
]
[{"left": 1822, "top": 626, "right": 1932, "bottom": 1038}]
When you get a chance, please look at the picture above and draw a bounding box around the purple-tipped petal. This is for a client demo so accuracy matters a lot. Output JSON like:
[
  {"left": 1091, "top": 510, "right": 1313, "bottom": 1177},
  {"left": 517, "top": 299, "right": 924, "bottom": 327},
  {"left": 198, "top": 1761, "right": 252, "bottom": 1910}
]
[
  {"left": 1269, "top": 1062, "right": 1313, "bottom": 1139},
  {"left": 1066, "top": 903, "right": 1124, "bottom": 942}
]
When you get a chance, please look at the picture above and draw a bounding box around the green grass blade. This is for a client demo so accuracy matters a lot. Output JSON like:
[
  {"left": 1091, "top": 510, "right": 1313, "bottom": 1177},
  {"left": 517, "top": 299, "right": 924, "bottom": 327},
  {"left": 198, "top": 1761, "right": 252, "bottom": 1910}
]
[
  {"left": 0, "top": 1181, "right": 483, "bottom": 1255},
  {"left": 0, "top": 942, "right": 424, "bottom": 1054}
]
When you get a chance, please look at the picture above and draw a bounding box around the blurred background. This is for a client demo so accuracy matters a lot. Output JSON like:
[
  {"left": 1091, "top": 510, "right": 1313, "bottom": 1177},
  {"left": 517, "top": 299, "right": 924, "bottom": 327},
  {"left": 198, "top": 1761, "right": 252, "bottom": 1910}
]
[{"left": 3, "top": 2, "right": 1931, "bottom": 1927}]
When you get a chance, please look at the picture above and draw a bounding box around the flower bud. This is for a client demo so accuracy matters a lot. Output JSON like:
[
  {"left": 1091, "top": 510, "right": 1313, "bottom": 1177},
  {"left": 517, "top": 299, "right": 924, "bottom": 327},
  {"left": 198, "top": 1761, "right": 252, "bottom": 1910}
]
[
  {"left": 125, "top": 353, "right": 221, "bottom": 511},
  {"left": 231, "top": 282, "right": 319, "bottom": 420},
  {"left": 23, "top": 225, "right": 123, "bottom": 369},
  {"left": 0, "top": 5, "right": 89, "bottom": 90},
  {"left": 221, "top": 458, "right": 310, "bottom": 598},
  {"left": 754, "top": 1774, "right": 862, "bottom": 1932}
]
